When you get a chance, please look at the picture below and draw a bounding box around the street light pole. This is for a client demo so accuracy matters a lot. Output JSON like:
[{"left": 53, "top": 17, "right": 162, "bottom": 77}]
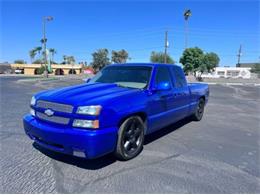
[
  {"left": 184, "top": 9, "right": 192, "bottom": 49},
  {"left": 184, "top": 18, "right": 188, "bottom": 49},
  {"left": 42, "top": 17, "right": 47, "bottom": 77},
  {"left": 164, "top": 30, "right": 168, "bottom": 64},
  {"left": 42, "top": 16, "right": 53, "bottom": 78}
]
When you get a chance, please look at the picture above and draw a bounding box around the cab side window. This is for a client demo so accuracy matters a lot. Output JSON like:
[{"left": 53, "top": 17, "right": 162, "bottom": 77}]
[
  {"left": 171, "top": 66, "right": 187, "bottom": 88},
  {"left": 155, "top": 67, "right": 173, "bottom": 87}
]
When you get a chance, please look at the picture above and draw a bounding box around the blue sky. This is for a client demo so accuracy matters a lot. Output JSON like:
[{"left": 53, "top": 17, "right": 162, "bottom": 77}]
[{"left": 1, "top": 0, "right": 259, "bottom": 66}]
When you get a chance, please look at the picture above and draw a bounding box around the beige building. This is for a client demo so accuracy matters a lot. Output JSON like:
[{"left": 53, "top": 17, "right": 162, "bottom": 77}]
[{"left": 11, "top": 64, "right": 83, "bottom": 75}]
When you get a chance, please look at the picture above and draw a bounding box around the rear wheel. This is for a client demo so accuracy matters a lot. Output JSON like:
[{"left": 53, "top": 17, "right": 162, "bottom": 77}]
[
  {"left": 192, "top": 98, "right": 205, "bottom": 121},
  {"left": 115, "top": 116, "right": 144, "bottom": 160}
]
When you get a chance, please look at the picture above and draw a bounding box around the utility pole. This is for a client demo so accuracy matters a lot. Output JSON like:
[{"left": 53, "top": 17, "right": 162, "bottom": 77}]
[
  {"left": 184, "top": 9, "right": 192, "bottom": 49},
  {"left": 164, "top": 30, "right": 168, "bottom": 64},
  {"left": 237, "top": 44, "right": 242, "bottom": 67}
]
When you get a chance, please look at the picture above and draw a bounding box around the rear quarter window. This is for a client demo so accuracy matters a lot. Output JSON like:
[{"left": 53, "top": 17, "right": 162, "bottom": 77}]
[{"left": 170, "top": 66, "right": 187, "bottom": 88}]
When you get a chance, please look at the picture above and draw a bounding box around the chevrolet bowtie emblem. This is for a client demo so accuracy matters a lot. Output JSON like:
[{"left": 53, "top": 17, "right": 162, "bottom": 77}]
[{"left": 44, "top": 109, "right": 54, "bottom": 117}]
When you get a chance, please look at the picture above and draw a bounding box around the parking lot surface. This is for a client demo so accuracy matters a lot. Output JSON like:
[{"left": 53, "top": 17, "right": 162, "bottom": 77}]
[{"left": 0, "top": 76, "right": 259, "bottom": 193}]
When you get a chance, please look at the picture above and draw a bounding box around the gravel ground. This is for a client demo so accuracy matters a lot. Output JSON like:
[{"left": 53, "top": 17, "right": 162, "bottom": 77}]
[{"left": 0, "top": 76, "right": 259, "bottom": 193}]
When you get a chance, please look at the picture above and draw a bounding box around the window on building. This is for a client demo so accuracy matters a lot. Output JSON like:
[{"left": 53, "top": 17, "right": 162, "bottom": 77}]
[
  {"left": 217, "top": 71, "right": 225, "bottom": 76},
  {"left": 227, "top": 71, "right": 239, "bottom": 77}
]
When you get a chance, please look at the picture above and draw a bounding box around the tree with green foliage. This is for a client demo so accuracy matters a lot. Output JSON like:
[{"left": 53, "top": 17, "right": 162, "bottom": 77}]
[
  {"left": 35, "top": 66, "right": 46, "bottom": 75},
  {"left": 29, "top": 46, "right": 43, "bottom": 63},
  {"left": 32, "top": 59, "right": 43, "bottom": 64},
  {"left": 203, "top": 52, "right": 220, "bottom": 72},
  {"left": 14, "top": 59, "right": 26, "bottom": 64},
  {"left": 62, "top": 55, "right": 75, "bottom": 64},
  {"left": 62, "top": 55, "right": 67, "bottom": 64},
  {"left": 29, "top": 47, "right": 42, "bottom": 63},
  {"left": 49, "top": 48, "right": 57, "bottom": 63},
  {"left": 150, "top": 51, "right": 174, "bottom": 64},
  {"left": 67, "top": 56, "right": 75, "bottom": 64},
  {"left": 250, "top": 63, "right": 260, "bottom": 78},
  {"left": 111, "top": 49, "right": 129, "bottom": 63},
  {"left": 29, "top": 49, "right": 37, "bottom": 63},
  {"left": 180, "top": 47, "right": 220, "bottom": 80},
  {"left": 179, "top": 47, "right": 204, "bottom": 77},
  {"left": 91, "top": 49, "right": 110, "bottom": 71},
  {"left": 35, "top": 47, "right": 42, "bottom": 56}
]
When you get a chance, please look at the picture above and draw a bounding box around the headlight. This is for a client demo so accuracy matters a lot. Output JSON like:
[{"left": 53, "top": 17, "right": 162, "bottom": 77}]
[
  {"left": 30, "top": 96, "right": 36, "bottom": 106},
  {"left": 73, "top": 119, "right": 99, "bottom": 129},
  {"left": 30, "top": 108, "right": 35, "bottom": 116},
  {"left": 76, "top": 105, "right": 102, "bottom": 115}
]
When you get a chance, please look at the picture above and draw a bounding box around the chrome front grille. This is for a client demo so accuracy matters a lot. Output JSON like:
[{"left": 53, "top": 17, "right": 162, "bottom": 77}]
[
  {"left": 36, "top": 100, "right": 73, "bottom": 113},
  {"left": 36, "top": 112, "right": 70, "bottom": 125}
]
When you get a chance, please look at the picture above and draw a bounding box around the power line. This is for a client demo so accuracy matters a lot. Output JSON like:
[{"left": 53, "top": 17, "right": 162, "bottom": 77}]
[
  {"left": 164, "top": 25, "right": 259, "bottom": 35},
  {"left": 71, "top": 46, "right": 165, "bottom": 55},
  {"left": 74, "top": 26, "right": 259, "bottom": 39},
  {"left": 62, "top": 30, "right": 258, "bottom": 45}
]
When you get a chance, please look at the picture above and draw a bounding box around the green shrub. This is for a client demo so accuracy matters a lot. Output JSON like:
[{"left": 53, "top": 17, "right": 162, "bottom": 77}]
[{"left": 35, "top": 66, "right": 46, "bottom": 75}]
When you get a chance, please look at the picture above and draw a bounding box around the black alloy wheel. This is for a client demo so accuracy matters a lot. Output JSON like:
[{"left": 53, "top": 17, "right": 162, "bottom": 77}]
[
  {"left": 193, "top": 98, "right": 205, "bottom": 121},
  {"left": 115, "top": 116, "right": 145, "bottom": 160}
]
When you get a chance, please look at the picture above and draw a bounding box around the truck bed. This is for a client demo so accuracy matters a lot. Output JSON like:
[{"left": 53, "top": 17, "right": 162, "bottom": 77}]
[{"left": 188, "top": 82, "right": 209, "bottom": 103}]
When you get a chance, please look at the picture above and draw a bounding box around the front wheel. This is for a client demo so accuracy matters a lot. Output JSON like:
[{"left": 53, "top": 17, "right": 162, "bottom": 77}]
[
  {"left": 192, "top": 98, "right": 205, "bottom": 121},
  {"left": 114, "top": 116, "right": 145, "bottom": 161}
]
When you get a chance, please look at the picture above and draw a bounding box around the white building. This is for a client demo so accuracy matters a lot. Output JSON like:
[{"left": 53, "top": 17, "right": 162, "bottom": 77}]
[{"left": 201, "top": 67, "right": 252, "bottom": 79}]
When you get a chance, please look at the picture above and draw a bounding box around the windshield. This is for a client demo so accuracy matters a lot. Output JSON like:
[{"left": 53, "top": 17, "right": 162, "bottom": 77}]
[{"left": 89, "top": 66, "right": 152, "bottom": 89}]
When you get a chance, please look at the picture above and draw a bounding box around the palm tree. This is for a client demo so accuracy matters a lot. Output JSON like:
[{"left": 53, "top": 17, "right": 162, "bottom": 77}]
[
  {"left": 49, "top": 48, "right": 57, "bottom": 63},
  {"left": 29, "top": 47, "right": 42, "bottom": 64},
  {"left": 63, "top": 55, "right": 67, "bottom": 64},
  {"left": 29, "top": 49, "right": 37, "bottom": 63},
  {"left": 29, "top": 47, "right": 42, "bottom": 63},
  {"left": 35, "top": 47, "right": 42, "bottom": 57},
  {"left": 35, "top": 47, "right": 43, "bottom": 63},
  {"left": 67, "top": 56, "right": 75, "bottom": 64},
  {"left": 62, "top": 55, "right": 75, "bottom": 64},
  {"left": 40, "top": 38, "right": 47, "bottom": 45}
]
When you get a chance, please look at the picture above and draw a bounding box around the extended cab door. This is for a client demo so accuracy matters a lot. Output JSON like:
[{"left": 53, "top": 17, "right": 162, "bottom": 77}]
[
  {"left": 168, "top": 66, "right": 190, "bottom": 120},
  {"left": 148, "top": 66, "right": 175, "bottom": 132}
]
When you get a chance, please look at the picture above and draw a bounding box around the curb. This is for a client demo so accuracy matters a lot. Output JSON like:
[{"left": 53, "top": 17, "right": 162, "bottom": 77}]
[
  {"left": 206, "top": 82, "right": 260, "bottom": 86},
  {"left": 16, "top": 77, "right": 58, "bottom": 83}
]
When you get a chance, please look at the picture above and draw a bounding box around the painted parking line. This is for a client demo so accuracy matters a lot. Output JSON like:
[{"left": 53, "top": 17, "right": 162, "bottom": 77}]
[
  {"left": 225, "top": 83, "right": 244, "bottom": 86},
  {"left": 206, "top": 83, "right": 217, "bottom": 85}
]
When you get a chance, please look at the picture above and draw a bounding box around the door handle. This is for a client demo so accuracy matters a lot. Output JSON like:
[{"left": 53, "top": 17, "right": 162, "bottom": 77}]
[
  {"left": 160, "top": 93, "right": 173, "bottom": 99},
  {"left": 174, "top": 92, "right": 185, "bottom": 96}
]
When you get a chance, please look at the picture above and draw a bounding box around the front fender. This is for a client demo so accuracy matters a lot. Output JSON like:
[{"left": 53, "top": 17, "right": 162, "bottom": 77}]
[{"left": 100, "top": 91, "right": 149, "bottom": 129}]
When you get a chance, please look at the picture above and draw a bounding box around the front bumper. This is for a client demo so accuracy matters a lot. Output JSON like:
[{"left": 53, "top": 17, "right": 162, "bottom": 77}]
[{"left": 23, "top": 114, "right": 118, "bottom": 159}]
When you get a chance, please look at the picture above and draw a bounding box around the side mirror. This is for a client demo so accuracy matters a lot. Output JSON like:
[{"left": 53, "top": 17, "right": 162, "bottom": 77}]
[
  {"left": 84, "top": 78, "right": 91, "bottom": 83},
  {"left": 156, "top": 81, "right": 171, "bottom": 91}
]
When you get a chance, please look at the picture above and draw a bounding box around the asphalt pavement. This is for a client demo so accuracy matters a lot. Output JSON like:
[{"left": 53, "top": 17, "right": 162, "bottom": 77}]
[{"left": 0, "top": 76, "right": 259, "bottom": 193}]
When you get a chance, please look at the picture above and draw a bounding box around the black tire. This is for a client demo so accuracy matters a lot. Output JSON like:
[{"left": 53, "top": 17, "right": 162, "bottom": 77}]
[
  {"left": 192, "top": 98, "right": 205, "bottom": 121},
  {"left": 115, "top": 116, "right": 145, "bottom": 161}
]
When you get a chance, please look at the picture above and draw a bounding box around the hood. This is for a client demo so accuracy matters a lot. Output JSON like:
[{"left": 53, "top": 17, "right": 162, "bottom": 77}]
[{"left": 36, "top": 82, "right": 141, "bottom": 106}]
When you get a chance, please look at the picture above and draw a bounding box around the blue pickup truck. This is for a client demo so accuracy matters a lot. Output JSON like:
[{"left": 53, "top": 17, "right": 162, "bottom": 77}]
[{"left": 23, "top": 63, "right": 209, "bottom": 160}]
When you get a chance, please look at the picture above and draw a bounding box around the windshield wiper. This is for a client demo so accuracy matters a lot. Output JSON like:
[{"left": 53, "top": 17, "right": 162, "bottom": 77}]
[{"left": 116, "top": 83, "right": 137, "bottom": 89}]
